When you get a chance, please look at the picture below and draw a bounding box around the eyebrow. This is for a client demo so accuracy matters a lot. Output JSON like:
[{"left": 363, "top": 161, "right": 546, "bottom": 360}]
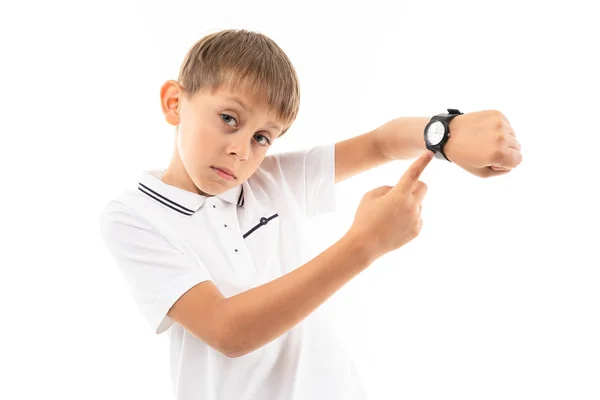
[
  {"left": 227, "top": 96, "right": 282, "bottom": 132},
  {"left": 228, "top": 96, "right": 249, "bottom": 112}
]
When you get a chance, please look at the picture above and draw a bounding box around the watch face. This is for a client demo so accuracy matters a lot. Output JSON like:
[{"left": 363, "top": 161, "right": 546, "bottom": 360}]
[{"left": 426, "top": 121, "right": 445, "bottom": 145}]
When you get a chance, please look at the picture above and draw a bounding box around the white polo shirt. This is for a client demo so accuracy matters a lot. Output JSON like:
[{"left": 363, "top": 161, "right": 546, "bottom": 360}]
[{"left": 98, "top": 143, "right": 368, "bottom": 400}]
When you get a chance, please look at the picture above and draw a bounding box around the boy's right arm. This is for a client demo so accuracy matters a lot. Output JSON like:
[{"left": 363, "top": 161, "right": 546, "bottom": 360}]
[
  {"left": 168, "top": 231, "right": 376, "bottom": 358},
  {"left": 171, "top": 151, "right": 435, "bottom": 358}
]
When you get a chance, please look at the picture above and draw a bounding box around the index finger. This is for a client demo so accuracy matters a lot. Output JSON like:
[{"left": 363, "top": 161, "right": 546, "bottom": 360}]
[{"left": 393, "top": 150, "right": 435, "bottom": 194}]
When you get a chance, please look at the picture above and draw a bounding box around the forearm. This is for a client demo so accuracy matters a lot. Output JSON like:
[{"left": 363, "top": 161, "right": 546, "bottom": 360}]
[
  {"left": 217, "top": 232, "right": 376, "bottom": 357},
  {"left": 372, "top": 117, "right": 430, "bottom": 161}
]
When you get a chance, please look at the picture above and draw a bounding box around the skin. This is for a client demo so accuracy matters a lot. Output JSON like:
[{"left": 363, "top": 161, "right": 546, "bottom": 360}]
[
  {"left": 159, "top": 80, "right": 285, "bottom": 196},
  {"left": 372, "top": 111, "right": 522, "bottom": 178}
]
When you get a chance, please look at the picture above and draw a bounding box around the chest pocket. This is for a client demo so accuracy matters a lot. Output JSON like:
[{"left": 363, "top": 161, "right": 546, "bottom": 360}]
[
  {"left": 243, "top": 213, "right": 279, "bottom": 239},
  {"left": 242, "top": 211, "right": 281, "bottom": 276}
]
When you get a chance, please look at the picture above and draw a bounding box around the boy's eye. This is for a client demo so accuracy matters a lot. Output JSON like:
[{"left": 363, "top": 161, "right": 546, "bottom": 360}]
[
  {"left": 221, "top": 113, "right": 271, "bottom": 146},
  {"left": 254, "top": 134, "right": 271, "bottom": 146},
  {"left": 221, "top": 114, "right": 237, "bottom": 126}
]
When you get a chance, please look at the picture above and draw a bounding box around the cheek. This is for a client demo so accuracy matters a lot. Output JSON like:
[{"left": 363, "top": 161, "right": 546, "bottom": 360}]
[{"left": 177, "top": 126, "right": 207, "bottom": 165}]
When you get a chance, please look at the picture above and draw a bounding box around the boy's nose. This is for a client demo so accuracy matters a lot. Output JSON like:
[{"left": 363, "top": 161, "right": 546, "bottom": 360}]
[{"left": 227, "top": 135, "right": 251, "bottom": 161}]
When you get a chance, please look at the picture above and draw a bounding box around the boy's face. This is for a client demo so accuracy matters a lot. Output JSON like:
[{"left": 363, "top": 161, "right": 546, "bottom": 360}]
[{"left": 160, "top": 81, "right": 284, "bottom": 197}]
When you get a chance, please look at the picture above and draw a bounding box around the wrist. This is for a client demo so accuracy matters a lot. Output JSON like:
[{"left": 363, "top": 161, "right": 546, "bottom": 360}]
[
  {"left": 442, "top": 114, "right": 464, "bottom": 162},
  {"left": 342, "top": 230, "right": 381, "bottom": 264},
  {"left": 375, "top": 117, "right": 431, "bottom": 161},
  {"left": 424, "top": 110, "right": 464, "bottom": 162}
]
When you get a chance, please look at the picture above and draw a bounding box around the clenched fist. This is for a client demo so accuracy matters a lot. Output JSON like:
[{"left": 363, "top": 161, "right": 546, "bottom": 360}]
[{"left": 444, "top": 110, "right": 523, "bottom": 178}]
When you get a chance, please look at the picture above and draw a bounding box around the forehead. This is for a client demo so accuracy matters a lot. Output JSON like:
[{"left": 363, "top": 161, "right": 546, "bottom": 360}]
[{"left": 210, "top": 84, "right": 265, "bottom": 109}]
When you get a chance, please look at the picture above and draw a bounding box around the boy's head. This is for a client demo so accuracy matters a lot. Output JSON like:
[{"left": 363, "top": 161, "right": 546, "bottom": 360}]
[{"left": 159, "top": 29, "right": 300, "bottom": 197}]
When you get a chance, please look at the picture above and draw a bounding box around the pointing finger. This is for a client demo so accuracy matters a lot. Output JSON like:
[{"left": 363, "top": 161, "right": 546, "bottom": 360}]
[
  {"left": 412, "top": 181, "right": 428, "bottom": 203},
  {"left": 394, "top": 150, "right": 434, "bottom": 194}
]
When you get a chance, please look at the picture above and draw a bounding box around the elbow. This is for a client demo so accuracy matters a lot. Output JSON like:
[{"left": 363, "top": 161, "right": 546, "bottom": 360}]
[
  {"left": 217, "top": 334, "right": 247, "bottom": 359},
  {"left": 213, "top": 318, "right": 247, "bottom": 358},
  {"left": 224, "top": 347, "right": 245, "bottom": 358}
]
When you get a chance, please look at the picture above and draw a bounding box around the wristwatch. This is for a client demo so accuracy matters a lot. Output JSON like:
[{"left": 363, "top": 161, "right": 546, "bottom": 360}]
[{"left": 424, "top": 108, "right": 463, "bottom": 161}]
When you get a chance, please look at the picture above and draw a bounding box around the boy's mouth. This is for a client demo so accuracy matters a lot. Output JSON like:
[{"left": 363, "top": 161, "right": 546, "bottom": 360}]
[{"left": 212, "top": 166, "right": 236, "bottom": 179}]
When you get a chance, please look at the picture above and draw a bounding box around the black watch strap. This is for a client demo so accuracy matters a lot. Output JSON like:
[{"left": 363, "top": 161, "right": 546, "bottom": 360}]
[
  {"left": 438, "top": 108, "right": 463, "bottom": 162},
  {"left": 436, "top": 148, "right": 451, "bottom": 161}
]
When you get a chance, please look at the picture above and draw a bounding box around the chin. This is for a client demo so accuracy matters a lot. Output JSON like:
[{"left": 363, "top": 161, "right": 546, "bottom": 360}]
[
  {"left": 186, "top": 175, "right": 216, "bottom": 197},
  {"left": 203, "top": 178, "right": 234, "bottom": 196}
]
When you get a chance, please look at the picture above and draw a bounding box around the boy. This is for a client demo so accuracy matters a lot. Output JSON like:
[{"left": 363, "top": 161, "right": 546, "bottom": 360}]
[{"left": 99, "top": 29, "right": 522, "bottom": 400}]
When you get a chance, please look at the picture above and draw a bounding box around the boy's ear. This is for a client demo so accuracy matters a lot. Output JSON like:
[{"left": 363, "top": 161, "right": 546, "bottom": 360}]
[{"left": 160, "top": 80, "right": 182, "bottom": 126}]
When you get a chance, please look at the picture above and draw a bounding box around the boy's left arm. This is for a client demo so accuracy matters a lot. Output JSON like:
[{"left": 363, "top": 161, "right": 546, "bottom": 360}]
[{"left": 334, "top": 109, "right": 522, "bottom": 184}]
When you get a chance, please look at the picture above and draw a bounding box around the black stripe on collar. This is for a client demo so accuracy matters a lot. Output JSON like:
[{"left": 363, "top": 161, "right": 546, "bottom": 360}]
[
  {"left": 138, "top": 182, "right": 194, "bottom": 216},
  {"left": 237, "top": 186, "right": 244, "bottom": 207}
]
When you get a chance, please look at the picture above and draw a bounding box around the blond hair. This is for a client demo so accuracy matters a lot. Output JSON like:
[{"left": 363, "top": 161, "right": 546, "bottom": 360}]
[{"left": 177, "top": 29, "right": 300, "bottom": 136}]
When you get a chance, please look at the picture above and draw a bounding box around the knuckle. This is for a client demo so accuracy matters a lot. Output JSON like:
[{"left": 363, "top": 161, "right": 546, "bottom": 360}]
[
  {"left": 412, "top": 207, "right": 420, "bottom": 217},
  {"left": 491, "top": 148, "right": 506, "bottom": 163},
  {"left": 489, "top": 110, "right": 508, "bottom": 128},
  {"left": 410, "top": 169, "right": 420, "bottom": 181},
  {"left": 516, "top": 152, "right": 523, "bottom": 165},
  {"left": 493, "top": 109, "right": 505, "bottom": 120},
  {"left": 486, "top": 109, "right": 499, "bottom": 119},
  {"left": 376, "top": 187, "right": 391, "bottom": 197},
  {"left": 412, "top": 221, "right": 422, "bottom": 235},
  {"left": 496, "top": 133, "right": 507, "bottom": 145}
]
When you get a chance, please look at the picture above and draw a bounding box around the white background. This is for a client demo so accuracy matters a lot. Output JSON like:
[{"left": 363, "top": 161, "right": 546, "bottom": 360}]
[{"left": 1, "top": 0, "right": 599, "bottom": 399}]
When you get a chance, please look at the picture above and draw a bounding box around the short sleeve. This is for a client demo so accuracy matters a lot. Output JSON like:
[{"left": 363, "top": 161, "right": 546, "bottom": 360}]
[
  {"left": 98, "top": 201, "right": 213, "bottom": 335},
  {"left": 263, "top": 143, "right": 336, "bottom": 219}
]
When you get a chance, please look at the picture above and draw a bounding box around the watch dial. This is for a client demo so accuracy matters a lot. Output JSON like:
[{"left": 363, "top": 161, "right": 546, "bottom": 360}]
[{"left": 426, "top": 121, "right": 445, "bottom": 145}]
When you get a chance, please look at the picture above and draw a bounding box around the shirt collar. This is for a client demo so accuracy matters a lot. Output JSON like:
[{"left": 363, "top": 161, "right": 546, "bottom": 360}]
[{"left": 137, "top": 170, "right": 245, "bottom": 216}]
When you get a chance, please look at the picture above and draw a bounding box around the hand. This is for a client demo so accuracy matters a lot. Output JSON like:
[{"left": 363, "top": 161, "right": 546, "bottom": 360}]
[
  {"left": 444, "top": 110, "right": 523, "bottom": 178},
  {"left": 347, "top": 151, "right": 434, "bottom": 260}
]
